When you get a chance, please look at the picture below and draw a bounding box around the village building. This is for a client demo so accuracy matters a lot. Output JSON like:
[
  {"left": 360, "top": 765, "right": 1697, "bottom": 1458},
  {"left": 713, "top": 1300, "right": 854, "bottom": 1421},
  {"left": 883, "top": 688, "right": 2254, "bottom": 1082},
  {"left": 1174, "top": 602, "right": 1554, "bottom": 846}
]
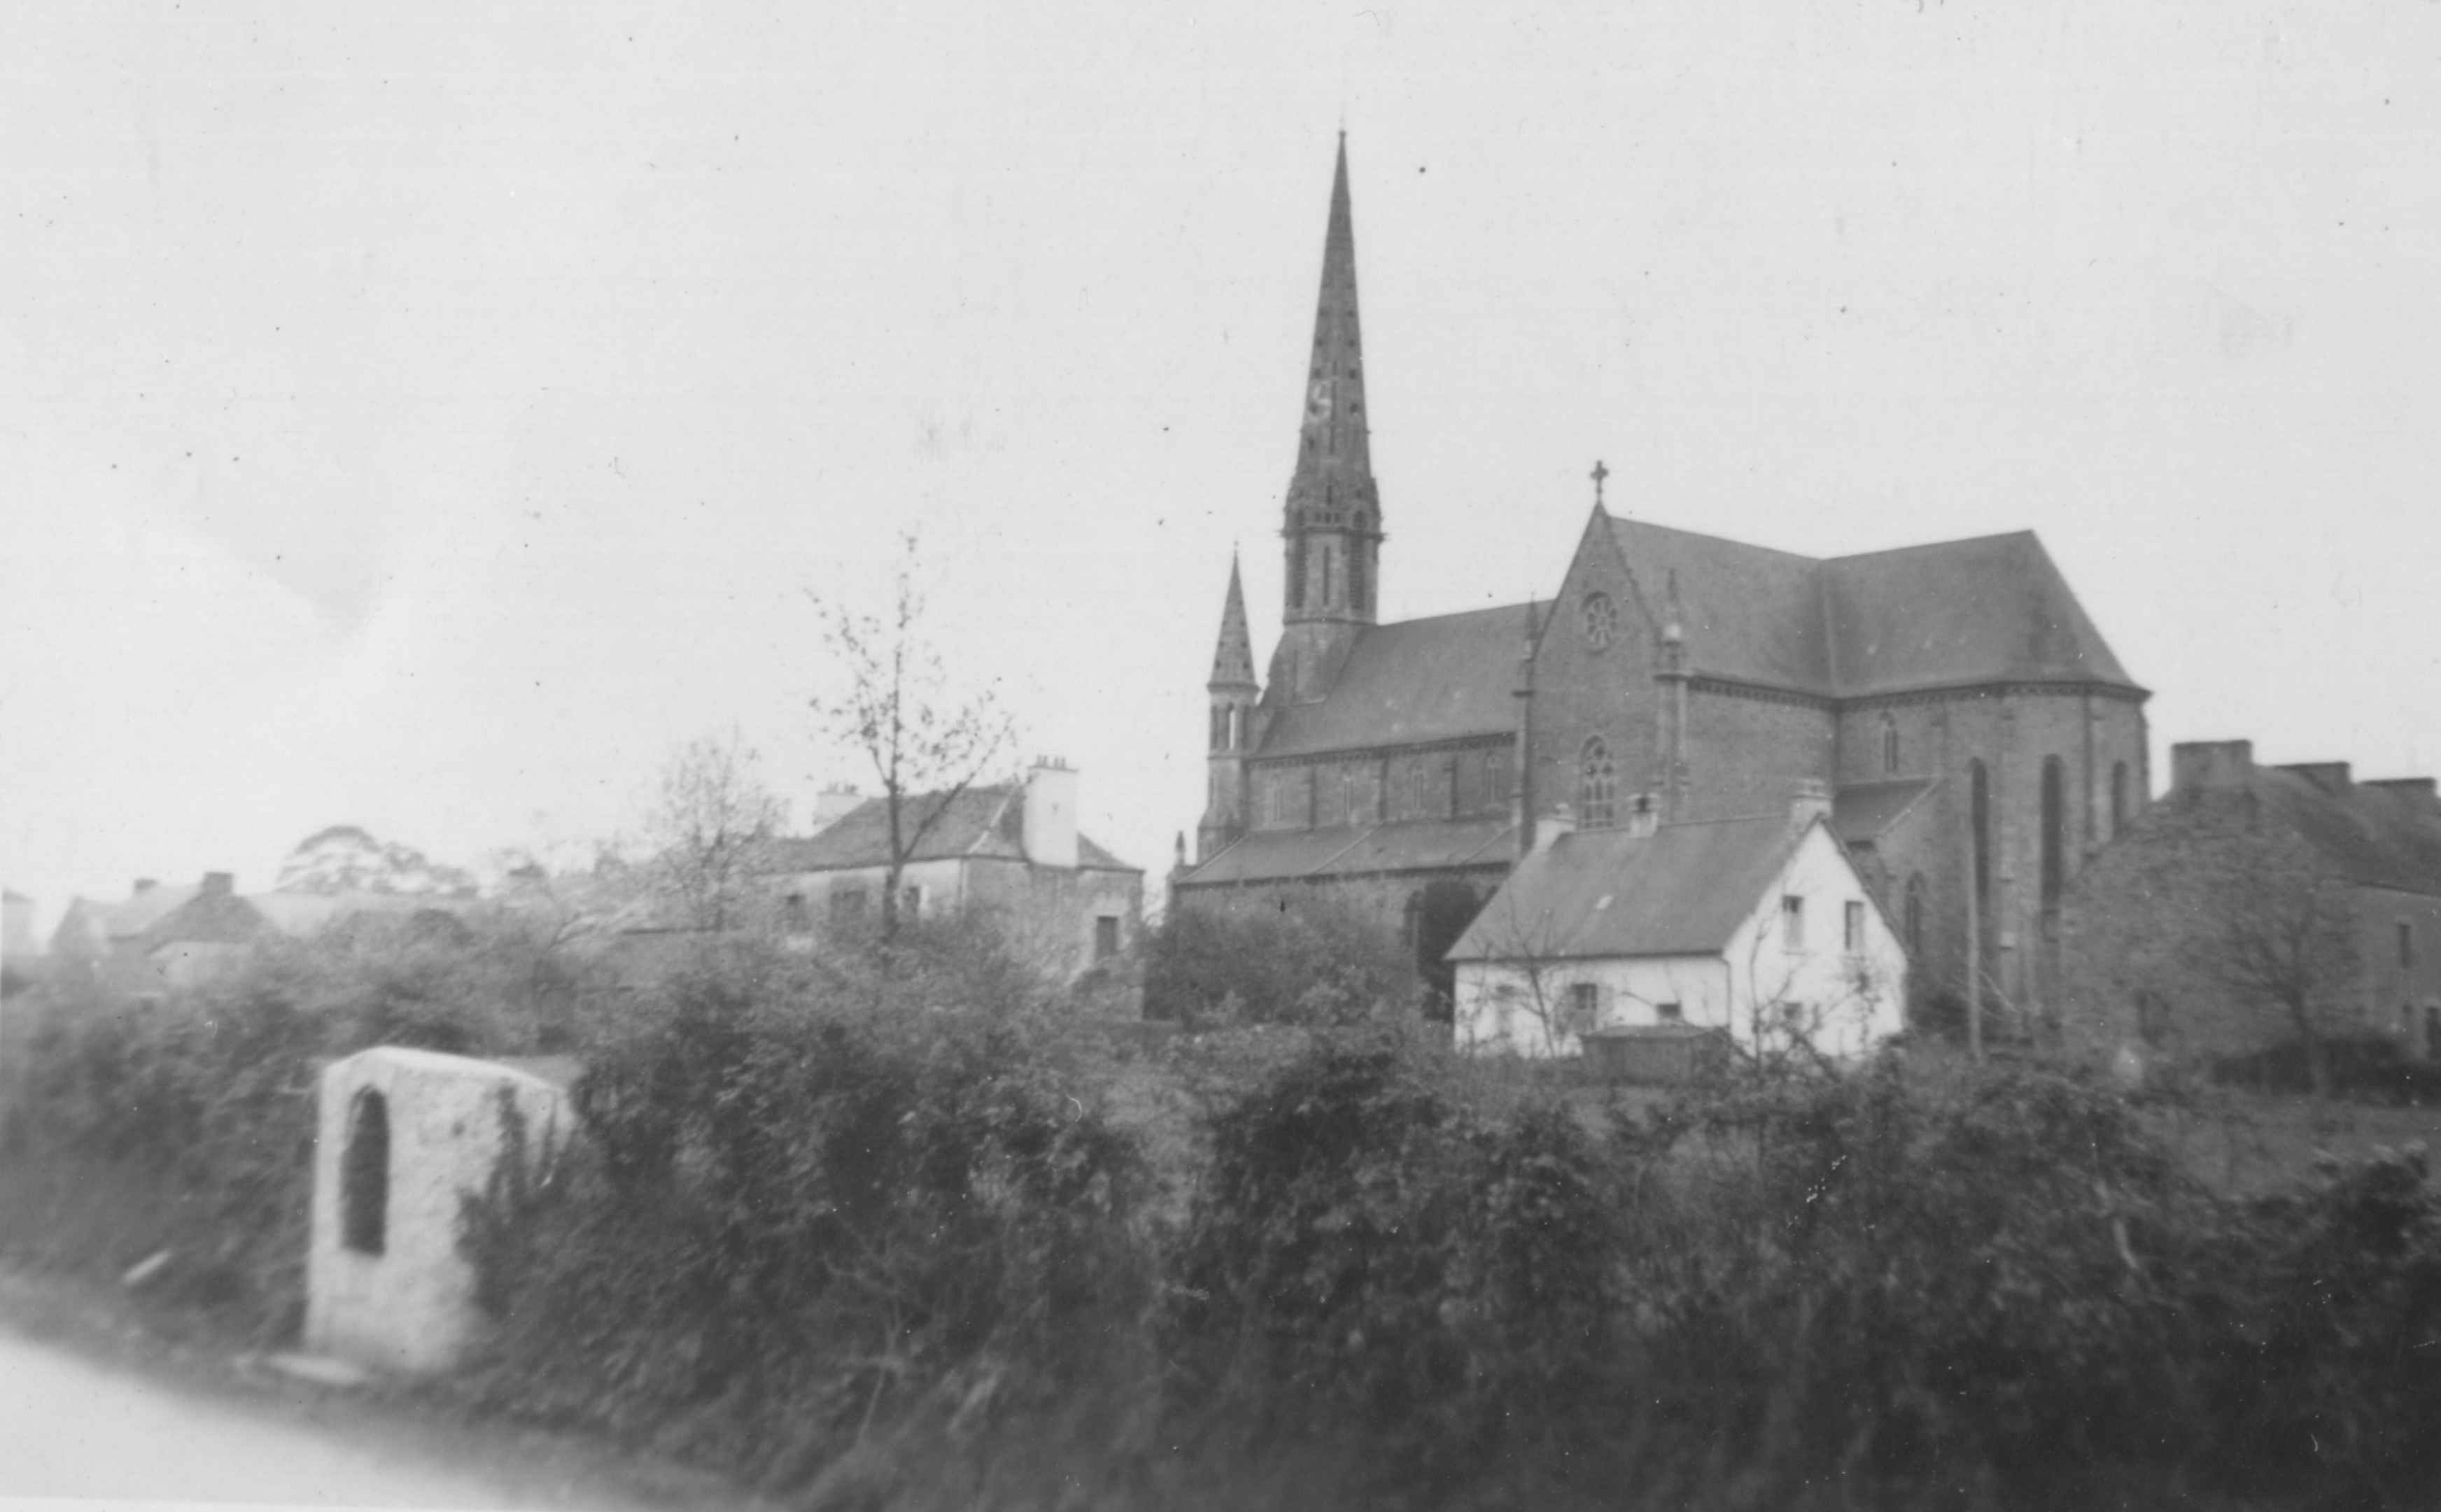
[
  {"left": 1174, "top": 136, "right": 2148, "bottom": 1021},
  {"left": 755, "top": 761, "right": 1144, "bottom": 982},
  {"left": 2060, "top": 740, "right": 2441, "bottom": 1070},
  {"left": 1448, "top": 790, "right": 1908, "bottom": 1059}
]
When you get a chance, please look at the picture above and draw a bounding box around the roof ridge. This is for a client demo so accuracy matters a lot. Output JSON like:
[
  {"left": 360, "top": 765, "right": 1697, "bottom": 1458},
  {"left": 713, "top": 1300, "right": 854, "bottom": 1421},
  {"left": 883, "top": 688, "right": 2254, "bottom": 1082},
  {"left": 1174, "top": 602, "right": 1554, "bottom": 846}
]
[
  {"left": 1823, "top": 528, "right": 2038, "bottom": 565},
  {"left": 1370, "top": 597, "right": 1544, "bottom": 632},
  {"left": 1610, "top": 515, "right": 1825, "bottom": 566}
]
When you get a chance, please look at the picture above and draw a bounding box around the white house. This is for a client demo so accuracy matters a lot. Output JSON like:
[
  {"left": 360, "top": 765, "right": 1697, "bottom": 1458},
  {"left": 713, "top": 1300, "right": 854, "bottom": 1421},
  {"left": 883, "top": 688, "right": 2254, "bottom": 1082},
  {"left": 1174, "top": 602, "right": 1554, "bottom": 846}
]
[{"left": 1447, "top": 796, "right": 1908, "bottom": 1060}]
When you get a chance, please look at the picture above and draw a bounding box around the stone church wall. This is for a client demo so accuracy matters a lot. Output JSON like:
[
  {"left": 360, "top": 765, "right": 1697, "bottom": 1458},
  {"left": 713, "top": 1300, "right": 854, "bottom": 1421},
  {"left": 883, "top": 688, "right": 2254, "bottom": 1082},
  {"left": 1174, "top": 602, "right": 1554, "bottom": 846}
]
[{"left": 1675, "top": 688, "right": 1836, "bottom": 823}]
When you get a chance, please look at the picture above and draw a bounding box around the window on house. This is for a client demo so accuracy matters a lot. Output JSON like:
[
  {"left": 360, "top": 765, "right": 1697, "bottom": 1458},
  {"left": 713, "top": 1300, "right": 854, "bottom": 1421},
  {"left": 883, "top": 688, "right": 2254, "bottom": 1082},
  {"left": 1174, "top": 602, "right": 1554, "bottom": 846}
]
[
  {"left": 1656, "top": 1001, "right": 1684, "bottom": 1022},
  {"left": 1563, "top": 982, "right": 1600, "bottom": 1036},
  {"left": 1095, "top": 915, "right": 1120, "bottom": 962},
  {"left": 901, "top": 886, "right": 922, "bottom": 922},
  {"left": 1579, "top": 737, "right": 1617, "bottom": 828},
  {"left": 783, "top": 893, "right": 809, "bottom": 932},
  {"left": 342, "top": 1089, "right": 390, "bottom": 1257},
  {"left": 1845, "top": 900, "right": 1865, "bottom": 954},
  {"left": 831, "top": 887, "right": 868, "bottom": 924},
  {"left": 1782, "top": 896, "right": 1805, "bottom": 949},
  {"left": 1881, "top": 714, "right": 1899, "bottom": 775}
]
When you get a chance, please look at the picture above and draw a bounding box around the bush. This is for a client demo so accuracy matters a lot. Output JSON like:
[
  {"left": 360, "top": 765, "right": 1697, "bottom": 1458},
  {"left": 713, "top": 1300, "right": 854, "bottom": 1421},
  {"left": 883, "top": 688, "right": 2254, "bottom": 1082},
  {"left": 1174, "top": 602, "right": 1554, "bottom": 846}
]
[
  {"left": 1141, "top": 898, "right": 1419, "bottom": 1029},
  {"left": 1167, "top": 1035, "right": 1614, "bottom": 1494},
  {"left": 1, "top": 910, "right": 583, "bottom": 1336},
  {"left": 2213, "top": 1033, "right": 2441, "bottom": 1104},
  {"left": 458, "top": 935, "right": 1156, "bottom": 1495}
]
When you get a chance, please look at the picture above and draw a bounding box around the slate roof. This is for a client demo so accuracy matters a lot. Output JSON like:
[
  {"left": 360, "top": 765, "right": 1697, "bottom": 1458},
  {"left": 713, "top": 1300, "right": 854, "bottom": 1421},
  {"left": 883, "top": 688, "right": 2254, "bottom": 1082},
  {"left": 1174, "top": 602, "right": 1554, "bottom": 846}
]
[
  {"left": 1445, "top": 815, "right": 1809, "bottom": 962},
  {"left": 1831, "top": 778, "right": 1941, "bottom": 845},
  {"left": 1258, "top": 600, "right": 1539, "bottom": 758},
  {"left": 755, "top": 786, "right": 1138, "bottom": 875},
  {"left": 2258, "top": 770, "right": 2441, "bottom": 899},
  {"left": 1179, "top": 817, "right": 1517, "bottom": 888},
  {"left": 1603, "top": 518, "right": 2140, "bottom": 700},
  {"left": 143, "top": 890, "right": 272, "bottom": 949}
]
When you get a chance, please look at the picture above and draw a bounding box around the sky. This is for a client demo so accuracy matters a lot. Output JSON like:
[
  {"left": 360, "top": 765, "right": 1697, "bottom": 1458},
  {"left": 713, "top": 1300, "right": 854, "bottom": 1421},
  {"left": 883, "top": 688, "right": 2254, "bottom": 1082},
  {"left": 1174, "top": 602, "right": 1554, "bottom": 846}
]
[{"left": 6, "top": 0, "right": 2440, "bottom": 933}]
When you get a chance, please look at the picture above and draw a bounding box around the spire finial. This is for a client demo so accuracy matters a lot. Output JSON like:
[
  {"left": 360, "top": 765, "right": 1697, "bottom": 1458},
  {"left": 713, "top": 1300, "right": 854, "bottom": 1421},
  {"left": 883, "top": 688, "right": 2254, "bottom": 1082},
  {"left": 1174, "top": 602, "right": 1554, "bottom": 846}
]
[{"left": 1590, "top": 459, "right": 1610, "bottom": 510}]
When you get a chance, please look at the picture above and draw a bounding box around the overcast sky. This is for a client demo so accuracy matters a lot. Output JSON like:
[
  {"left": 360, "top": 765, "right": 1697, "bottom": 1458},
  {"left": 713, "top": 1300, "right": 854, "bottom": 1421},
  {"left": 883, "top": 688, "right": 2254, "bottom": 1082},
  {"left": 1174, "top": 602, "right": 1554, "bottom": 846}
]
[{"left": 6, "top": 0, "right": 2439, "bottom": 929}]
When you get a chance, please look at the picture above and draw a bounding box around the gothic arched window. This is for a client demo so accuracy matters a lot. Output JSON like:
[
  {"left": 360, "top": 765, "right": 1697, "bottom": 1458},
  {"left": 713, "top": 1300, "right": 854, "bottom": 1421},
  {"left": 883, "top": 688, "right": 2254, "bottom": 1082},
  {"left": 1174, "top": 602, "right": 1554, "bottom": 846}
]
[
  {"left": 2040, "top": 755, "right": 2067, "bottom": 912},
  {"left": 1881, "top": 714, "right": 1900, "bottom": 775},
  {"left": 1969, "top": 758, "right": 1992, "bottom": 920},
  {"left": 2110, "top": 761, "right": 2130, "bottom": 840},
  {"left": 1579, "top": 737, "right": 1617, "bottom": 828},
  {"left": 1904, "top": 874, "right": 1925, "bottom": 959}
]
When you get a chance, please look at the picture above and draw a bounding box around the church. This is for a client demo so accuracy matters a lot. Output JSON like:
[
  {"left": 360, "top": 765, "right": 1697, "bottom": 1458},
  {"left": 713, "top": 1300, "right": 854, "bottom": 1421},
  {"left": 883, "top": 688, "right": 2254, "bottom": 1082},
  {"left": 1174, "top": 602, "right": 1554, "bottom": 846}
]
[{"left": 1173, "top": 138, "right": 2152, "bottom": 1024}]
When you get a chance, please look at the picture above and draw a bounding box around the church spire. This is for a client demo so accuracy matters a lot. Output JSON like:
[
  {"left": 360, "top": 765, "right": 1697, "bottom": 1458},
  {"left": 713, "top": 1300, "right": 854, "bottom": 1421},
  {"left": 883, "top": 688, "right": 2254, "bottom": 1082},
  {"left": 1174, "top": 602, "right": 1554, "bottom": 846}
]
[
  {"left": 1286, "top": 133, "right": 1377, "bottom": 505},
  {"left": 1209, "top": 554, "right": 1258, "bottom": 690},
  {"left": 1272, "top": 134, "right": 1382, "bottom": 702}
]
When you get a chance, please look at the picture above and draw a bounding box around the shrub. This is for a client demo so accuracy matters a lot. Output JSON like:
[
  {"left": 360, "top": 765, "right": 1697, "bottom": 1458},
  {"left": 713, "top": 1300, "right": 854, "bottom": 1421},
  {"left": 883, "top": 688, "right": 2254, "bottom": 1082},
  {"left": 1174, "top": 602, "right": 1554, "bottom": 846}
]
[
  {"left": 2213, "top": 1032, "right": 2441, "bottom": 1104},
  {"left": 458, "top": 935, "right": 1156, "bottom": 1495},
  {"left": 1166, "top": 1035, "right": 1614, "bottom": 1493},
  {"left": 1141, "top": 899, "right": 1419, "bottom": 1028}
]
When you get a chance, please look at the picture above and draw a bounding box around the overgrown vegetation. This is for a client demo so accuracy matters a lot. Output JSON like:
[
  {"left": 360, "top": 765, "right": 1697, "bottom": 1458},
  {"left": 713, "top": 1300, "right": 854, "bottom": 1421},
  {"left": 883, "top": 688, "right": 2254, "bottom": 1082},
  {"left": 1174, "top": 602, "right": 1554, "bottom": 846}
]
[
  {"left": 12, "top": 903, "right": 2441, "bottom": 1509},
  {"left": 1140, "top": 896, "right": 1419, "bottom": 1028},
  {"left": 0, "top": 907, "right": 591, "bottom": 1336}
]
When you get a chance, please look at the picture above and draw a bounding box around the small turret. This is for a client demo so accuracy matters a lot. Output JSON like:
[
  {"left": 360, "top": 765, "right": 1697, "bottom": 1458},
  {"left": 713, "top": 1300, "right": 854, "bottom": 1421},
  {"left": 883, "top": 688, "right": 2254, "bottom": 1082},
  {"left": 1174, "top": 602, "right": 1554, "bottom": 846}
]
[{"left": 1198, "top": 558, "right": 1262, "bottom": 862}]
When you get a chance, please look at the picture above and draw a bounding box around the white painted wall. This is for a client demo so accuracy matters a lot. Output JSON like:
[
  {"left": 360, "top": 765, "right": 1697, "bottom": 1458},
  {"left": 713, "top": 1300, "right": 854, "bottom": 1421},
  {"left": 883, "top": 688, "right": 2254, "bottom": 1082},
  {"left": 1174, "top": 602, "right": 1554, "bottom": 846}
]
[
  {"left": 304, "top": 1048, "right": 565, "bottom": 1376},
  {"left": 1456, "top": 822, "right": 1908, "bottom": 1059}
]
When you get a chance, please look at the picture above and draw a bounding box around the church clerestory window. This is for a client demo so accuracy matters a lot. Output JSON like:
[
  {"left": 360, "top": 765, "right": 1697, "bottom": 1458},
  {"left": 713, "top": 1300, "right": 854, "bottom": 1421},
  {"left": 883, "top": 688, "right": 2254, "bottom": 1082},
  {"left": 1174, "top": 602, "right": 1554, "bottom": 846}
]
[
  {"left": 1881, "top": 714, "right": 1900, "bottom": 775},
  {"left": 1579, "top": 737, "right": 1617, "bottom": 828}
]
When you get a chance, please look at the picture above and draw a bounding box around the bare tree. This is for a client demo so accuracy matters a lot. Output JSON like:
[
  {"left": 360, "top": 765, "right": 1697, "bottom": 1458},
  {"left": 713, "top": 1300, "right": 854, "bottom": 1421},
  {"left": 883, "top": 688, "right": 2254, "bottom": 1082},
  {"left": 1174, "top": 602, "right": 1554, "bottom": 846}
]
[
  {"left": 2195, "top": 831, "right": 2360, "bottom": 1098},
  {"left": 642, "top": 726, "right": 787, "bottom": 933},
  {"left": 810, "top": 535, "right": 1013, "bottom": 944}
]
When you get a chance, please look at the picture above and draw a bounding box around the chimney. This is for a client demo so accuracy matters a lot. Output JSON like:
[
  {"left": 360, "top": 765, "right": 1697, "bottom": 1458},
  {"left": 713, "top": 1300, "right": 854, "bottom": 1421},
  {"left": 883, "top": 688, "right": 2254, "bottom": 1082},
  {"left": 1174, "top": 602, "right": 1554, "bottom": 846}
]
[
  {"left": 2368, "top": 777, "right": 2441, "bottom": 816},
  {"left": 1023, "top": 758, "right": 1079, "bottom": 869},
  {"left": 2279, "top": 761, "right": 2353, "bottom": 796},
  {"left": 132, "top": 878, "right": 157, "bottom": 896},
  {"left": 2171, "top": 740, "right": 2254, "bottom": 798},
  {"left": 200, "top": 872, "right": 234, "bottom": 898},
  {"left": 1789, "top": 779, "right": 1831, "bottom": 831},
  {"left": 1534, "top": 804, "right": 1576, "bottom": 854},
  {"left": 808, "top": 784, "right": 863, "bottom": 831}
]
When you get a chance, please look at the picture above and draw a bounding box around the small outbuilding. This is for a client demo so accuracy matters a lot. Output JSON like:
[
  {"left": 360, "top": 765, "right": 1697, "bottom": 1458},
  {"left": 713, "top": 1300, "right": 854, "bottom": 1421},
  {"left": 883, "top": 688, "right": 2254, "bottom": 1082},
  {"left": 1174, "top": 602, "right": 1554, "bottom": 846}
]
[
  {"left": 1447, "top": 798, "right": 1908, "bottom": 1061},
  {"left": 304, "top": 1047, "right": 565, "bottom": 1376}
]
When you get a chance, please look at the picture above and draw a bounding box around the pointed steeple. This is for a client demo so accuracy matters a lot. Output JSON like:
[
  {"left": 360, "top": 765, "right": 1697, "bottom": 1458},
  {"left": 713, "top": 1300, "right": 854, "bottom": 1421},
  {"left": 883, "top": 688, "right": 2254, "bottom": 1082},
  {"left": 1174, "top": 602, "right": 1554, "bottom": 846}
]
[
  {"left": 1286, "top": 133, "right": 1377, "bottom": 518},
  {"left": 1209, "top": 555, "right": 1258, "bottom": 690},
  {"left": 1272, "top": 134, "right": 1383, "bottom": 702}
]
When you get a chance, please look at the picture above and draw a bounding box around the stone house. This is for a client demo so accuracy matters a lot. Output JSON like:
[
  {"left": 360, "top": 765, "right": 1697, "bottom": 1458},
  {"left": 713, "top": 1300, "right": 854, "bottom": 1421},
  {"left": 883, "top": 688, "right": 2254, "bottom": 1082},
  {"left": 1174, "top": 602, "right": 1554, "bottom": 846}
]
[
  {"left": 1447, "top": 792, "right": 1908, "bottom": 1059},
  {"left": 2060, "top": 740, "right": 2441, "bottom": 1068},
  {"left": 756, "top": 761, "right": 1144, "bottom": 982},
  {"left": 1175, "top": 136, "right": 2147, "bottom": 1022}
]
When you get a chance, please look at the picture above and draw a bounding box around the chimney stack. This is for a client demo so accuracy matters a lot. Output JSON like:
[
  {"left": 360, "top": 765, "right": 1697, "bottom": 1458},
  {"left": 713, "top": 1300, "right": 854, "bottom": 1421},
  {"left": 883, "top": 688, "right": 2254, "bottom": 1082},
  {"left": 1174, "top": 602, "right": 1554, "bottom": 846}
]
[
  {"left": 2279, "top": 762, "right": 2353, "bottom": 796},
  {"left": 1789, "top": 779, "right": 1832, "bottom": 831},
  {"left": 2171, "top": 740, "right": 2255, "bottom": 798},
  {"left": 200, "top": 872, "right": 234, "bottom": 898},
  {"left": 808, "top": 784, "right": 863, "bottom": 832},
  {"left": 2368, "top": 777, "right": 2441, "bottom": 816},
  {"left": 132, "top": 878, "right": 157, "bottom": 896},
  {"left": 1534, "top": 804, "right": 1576, "bottom": 854},
  {"left": 1625, "top": 793, "right": 1659, "bottom": 839},
  {"left": 1024, "top": 759, "right": 1079, "bottom": 869}
]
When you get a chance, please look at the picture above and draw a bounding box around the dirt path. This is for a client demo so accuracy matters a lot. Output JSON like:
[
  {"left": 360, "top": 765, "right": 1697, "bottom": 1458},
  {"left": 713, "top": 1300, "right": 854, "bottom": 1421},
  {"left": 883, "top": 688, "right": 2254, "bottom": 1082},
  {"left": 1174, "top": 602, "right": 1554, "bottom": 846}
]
[{"left": 0, "top": 1268, "right": 759, "bottom": 1511}]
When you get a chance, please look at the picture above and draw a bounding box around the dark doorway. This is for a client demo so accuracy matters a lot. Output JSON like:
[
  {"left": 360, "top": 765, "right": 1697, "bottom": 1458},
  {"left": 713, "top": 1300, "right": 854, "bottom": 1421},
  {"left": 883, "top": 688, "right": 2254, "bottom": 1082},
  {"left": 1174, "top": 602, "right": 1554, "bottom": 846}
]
[
  {"left": 1410, "top": 879, "right": 1485, "bottom": 1021},
  {"left": 342, "top": 1089, "right": 391, "bottom": 1257}
]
